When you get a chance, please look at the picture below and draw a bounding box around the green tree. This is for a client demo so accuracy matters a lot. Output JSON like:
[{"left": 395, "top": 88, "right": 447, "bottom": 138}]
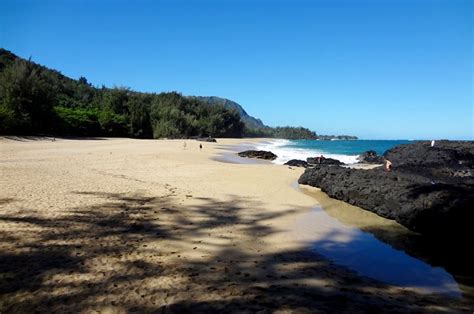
[
  {"left": 127, "top": 94, "right": 152, "bottom": 138},
  {"left": 0, "top": 58, "right": 56, "bottom": 133},
  {"left": 0, "top": 49, "right": 250, "bottom": 138}
]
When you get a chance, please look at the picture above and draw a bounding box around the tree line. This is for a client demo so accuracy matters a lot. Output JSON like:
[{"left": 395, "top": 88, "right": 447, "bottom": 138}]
[
  {"left": 243, "top": 126, "right": 318, "bottom": 139},
  {"left": 0, "top": 48, "right": 355, "bottom": 140},
  {"left": 0, "top": 49, "right": 245, "bottom": 138}
]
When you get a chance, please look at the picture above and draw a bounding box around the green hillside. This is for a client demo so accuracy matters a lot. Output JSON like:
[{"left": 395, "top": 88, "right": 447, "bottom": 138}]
[
  {"left": 0, "top": 48, "right": 244, "bottom": 138},
  {"left": 189, "top": 96, "right": 266, "bottom": 130},
  {"left": 0, "top": 48, "right": 352, "bottom": 140}
]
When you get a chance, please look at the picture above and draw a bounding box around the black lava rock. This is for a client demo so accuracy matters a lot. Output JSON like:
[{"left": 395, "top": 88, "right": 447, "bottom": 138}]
[
  {"left": 284, "top": 159, "right": 308, "bottom": 168},
  {"left": 298, "top": 141, "right": 474, "bottom": 238},
  {"left": 237, "top": 150, "right": 277, "bottom": 160},
  {"left": 196, "top": 137, "right": 217, "bottom": 142},
  {"left": 307, "top": 157, "right": 344, "bottom": 166},
  {"left": 358, "top": 150, "right": 385, "bottom": 164}
]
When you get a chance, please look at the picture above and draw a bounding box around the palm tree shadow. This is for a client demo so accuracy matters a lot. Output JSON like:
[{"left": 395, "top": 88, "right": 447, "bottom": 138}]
[{"left": 0, "top": 191, "right": 471, "bottom": 312}]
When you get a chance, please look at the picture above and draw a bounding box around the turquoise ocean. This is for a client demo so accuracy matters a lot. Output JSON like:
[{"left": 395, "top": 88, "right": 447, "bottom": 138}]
[{"left": 256, "top": 139, "right": 412, "bottom": 164}]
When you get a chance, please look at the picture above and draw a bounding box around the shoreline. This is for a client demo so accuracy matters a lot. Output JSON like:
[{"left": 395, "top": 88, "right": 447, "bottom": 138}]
[
  {"left": 0, "top": 137, "right": 471, "bottom": 311},
  {"left": 222, "top": 141, "right": 474, "bottom": 298},
  {"left": 201, "top": 138, "right": 472, "bottom": 299}
]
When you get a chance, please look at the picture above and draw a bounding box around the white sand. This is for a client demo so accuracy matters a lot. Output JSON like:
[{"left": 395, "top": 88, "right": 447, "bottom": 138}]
[{"left": 0, "top": 137, "right": 469, "bottom": 312}]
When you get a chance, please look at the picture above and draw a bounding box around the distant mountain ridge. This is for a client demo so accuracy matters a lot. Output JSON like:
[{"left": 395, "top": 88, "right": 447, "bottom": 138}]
[
  {"left": 189, "top": 96, "right": 358, "bottom": 140},
  {"left": 189, "top": 96, "right": 266, "bottom": 130}
]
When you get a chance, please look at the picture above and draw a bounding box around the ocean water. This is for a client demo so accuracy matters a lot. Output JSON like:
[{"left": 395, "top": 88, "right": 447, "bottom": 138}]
[
  {"left": 256, "top": 139, "right": 412, "bottom": 164},
  {"left": 223, "top": 138, "right": 466, "bottom": 296},
  {"left": 249, "top": 138, "right": 464, "bottom": 296}
]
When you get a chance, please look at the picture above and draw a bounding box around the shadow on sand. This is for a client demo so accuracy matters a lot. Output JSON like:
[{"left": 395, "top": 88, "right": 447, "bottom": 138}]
[
  {"left": 0, "top": 198, "right": 16, "bottom": 206},
  {"left": 0, "top": 192, "right": 471, "bottom": 312}
]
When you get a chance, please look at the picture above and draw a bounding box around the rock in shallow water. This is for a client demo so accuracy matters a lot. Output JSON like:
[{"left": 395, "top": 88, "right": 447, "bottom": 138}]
[
  {"left": 284, "top": 159, "right": 309, "bottom": 168},
  {"left": 298, "top": 141, "right": 474, "bottom": 238},
  {"left": 237, "top": 150, "right": 277, "bottom": 160}
]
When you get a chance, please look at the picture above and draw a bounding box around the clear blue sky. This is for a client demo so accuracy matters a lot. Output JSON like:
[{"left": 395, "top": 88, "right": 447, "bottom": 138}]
[{"left": 1, "top": 0, "right": 472, "bottom": 139}]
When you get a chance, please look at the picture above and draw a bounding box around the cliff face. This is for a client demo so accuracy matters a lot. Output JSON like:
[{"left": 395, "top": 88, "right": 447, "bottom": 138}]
[
  {"left": 189, "top": 96, "right": 266, "bottom": 130},
  {"left": 298, "top": 141, "right": 474, "bottom": 238}
]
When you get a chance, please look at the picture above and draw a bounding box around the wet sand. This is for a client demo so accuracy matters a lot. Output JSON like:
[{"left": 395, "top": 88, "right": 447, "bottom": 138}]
[
  {"left": 0, "top": 137, "right": 472, "bottom": 312},
  {"left": 298, "top": 182, "right": 474, "bottom": 301}
]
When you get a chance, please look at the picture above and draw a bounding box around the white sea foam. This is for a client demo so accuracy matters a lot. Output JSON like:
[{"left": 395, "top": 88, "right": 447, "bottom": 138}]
[{"left": 255, "top": 139, "right": 359, "bottom": 165}]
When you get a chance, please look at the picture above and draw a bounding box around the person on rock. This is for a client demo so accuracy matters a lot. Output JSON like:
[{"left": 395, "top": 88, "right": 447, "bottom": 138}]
[
  {"left": 384, "top": 159, "right": 393, "bottom": 172},
  {"left": 316, "top": 155, "right": 325, "bottom": 164}
]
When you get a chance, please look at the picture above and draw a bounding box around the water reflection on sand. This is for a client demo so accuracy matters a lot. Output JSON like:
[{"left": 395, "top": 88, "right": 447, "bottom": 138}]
[{"left": 293, "top": 183, "right": 463, "bottom": 297}]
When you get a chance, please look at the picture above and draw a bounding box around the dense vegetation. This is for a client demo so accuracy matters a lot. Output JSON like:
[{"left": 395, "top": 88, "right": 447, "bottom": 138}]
[
  {"left": 0, "top": 49, "right": 244, "bottom": 138},
  {"left": 190, "top": 96, "right": 357, "bottom": 140},
  {"left": 243, "top": 126, "right": 317, "bottom": 139},
  {"left": 191, "top": 96, "right": 326, "bottom": 139},
  {"left": 0, "top": 48, "right": 356, "bottom": 140},
  {"left": 242, "top": 126, "right": 357, "bottom": 140},
  {"left": 189, "top": 96, "right": 266, "bottom": 130},
  {"left": 316, "top": 134, "right": 358, "bottom": 140}
]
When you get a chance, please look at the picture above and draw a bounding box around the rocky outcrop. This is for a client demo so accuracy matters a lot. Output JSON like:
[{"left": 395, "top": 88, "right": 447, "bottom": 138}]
[
  {"left": 298, "top": 141, "right": 474, "bottom": 238},
  {"left": 284, "top": 159, "right": 308, "bottom": 168},
  {"left": 237, "top": 150, "right": 277, "bottom": 160},
  {"left": 358, "top": 150, "right": 385, "bottom": 164},
  {"left": 307, "top": 157, "right": 344, "bottom": 166},
  {"left": 384, "top": 141, "right": 474, "bottom": 182},
  {"left": 196, "top": 137, "right": 217, "bottom": 142}
]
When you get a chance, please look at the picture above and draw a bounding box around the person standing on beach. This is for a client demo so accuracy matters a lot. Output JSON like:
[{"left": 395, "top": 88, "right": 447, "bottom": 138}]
[
  {"left": 183, "top": 142, "right": 186, "bottom": 150},
  {"left": 199, "top": 144, "right": 202, "bottom": 150}
]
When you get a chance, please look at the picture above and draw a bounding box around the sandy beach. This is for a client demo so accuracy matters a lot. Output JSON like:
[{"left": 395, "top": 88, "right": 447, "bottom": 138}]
[{"left": 0, "top": 137, "right": 471, "bottom": 312}]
